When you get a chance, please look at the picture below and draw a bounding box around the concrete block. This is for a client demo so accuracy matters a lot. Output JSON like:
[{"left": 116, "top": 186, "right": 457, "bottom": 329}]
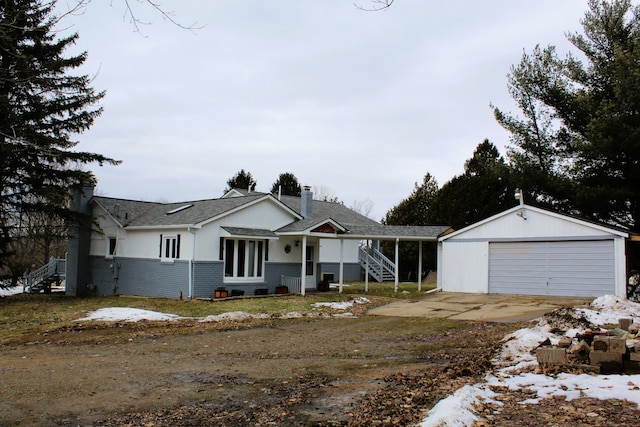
[
  {"left": 592, "top": 335, "right": 609, "bottom": 351},
  {"left": 592, "top": 336, "right": 627, "bottom": 354},
  {"left": 557, "top": 337, "right": 572, "bottom": 348},
  {"left": 608, "top": 337, "right": 627, "bottom": 354},
  {"left": 590, "top": 351, "right": 623, "bottom": 374},
  {"left": 630, "top": 352, "right": 640, "bottom": 362},
  {"left": 624, "top": 360, "right": 640, "bottom": 374},
  {"left": 619, "top": 318, "right": 633, "bottom": 331},
  {"left": 536, "top": 347, "right": 567, "bottom": 366}
]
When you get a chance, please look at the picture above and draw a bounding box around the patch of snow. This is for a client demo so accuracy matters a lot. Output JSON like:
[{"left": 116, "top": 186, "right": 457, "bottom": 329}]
[
  {"left": 199, "top": 311, "right": 270, "bottom": 322},
  {"left": 77, "top": 307, "right": 180, "bottom": 322},
  {"left": 311, "top": 297, "right": 369, "bottom": 310},
  {"left": 420, "top": 295, "right": 640, "bottom": 426},
  {"left": 0, "top": 286, "right": 23, "bottom": 296},
  {"left": 419, "top": 384, "right": 496, "bottom": 427}
]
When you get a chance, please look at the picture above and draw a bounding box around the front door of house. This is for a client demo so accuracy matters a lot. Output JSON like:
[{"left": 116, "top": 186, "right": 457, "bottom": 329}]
[{"left": 305, "top": 244, "right": 315, "bottom": 288}]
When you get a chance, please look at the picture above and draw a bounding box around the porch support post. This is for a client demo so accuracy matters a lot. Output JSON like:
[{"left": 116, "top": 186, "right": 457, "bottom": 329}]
[
  {"left": 300, "top": 235, "right": 307, "bottom": 296},
  {"left": 394, "top": 238, "right": 399, "bottom": 293},
  {"left": 339, "top": 238, "right": 344, "bottom": 290},
  {"left": 365, "top": 240, "right": 369, "bottom": 292},
  {"left": 418, "top": 240, "right": 423, "bottom": 292}
]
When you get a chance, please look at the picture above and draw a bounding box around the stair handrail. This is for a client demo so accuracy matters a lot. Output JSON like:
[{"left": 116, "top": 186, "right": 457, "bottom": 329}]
[
  {"left": 370, "top": 249, "right": 395, "bottom": 276},
  {"left": 23, "top": 257, "right": 62, "bottom": 293},
  {"left": 358, "top": 245, "right": 384, "bottom": 281}
]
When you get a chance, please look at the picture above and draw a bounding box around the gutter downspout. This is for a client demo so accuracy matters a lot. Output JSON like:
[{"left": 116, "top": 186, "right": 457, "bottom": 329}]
[{"left": 188, "top": 227, "right": 197, "bottom": 300}]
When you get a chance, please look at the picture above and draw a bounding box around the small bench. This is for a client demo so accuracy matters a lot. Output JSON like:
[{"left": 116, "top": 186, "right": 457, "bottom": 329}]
[{"left": 329, "top": 282, "right": 351, "bottom": 293}]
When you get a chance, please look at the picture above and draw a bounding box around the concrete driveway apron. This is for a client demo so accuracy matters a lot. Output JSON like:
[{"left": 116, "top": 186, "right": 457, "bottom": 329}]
[{"left": 367, "top": 292, "right": 594, "bottom": 322}]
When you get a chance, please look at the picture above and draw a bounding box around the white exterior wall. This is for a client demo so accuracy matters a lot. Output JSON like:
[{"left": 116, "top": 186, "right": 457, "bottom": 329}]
[
  {"left": 318, "top": 239, "right": 359, "bottom": 263},
  {"left": 440, "top": 241, "right": 489, "bottom": 293},
  {"left": 439, "top": 205, "right": 629, "bottom": 297},
  {"left": 90, "top": 205, "right": 126, "bottom": 257},
  {"left": 197, "top": 199, "right": 298, "bottom": 261}
]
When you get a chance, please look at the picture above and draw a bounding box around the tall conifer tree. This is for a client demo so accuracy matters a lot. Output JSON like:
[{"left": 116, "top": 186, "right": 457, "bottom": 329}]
[{"left": 0, "top": 0, "right": 117, "bottom": 268}]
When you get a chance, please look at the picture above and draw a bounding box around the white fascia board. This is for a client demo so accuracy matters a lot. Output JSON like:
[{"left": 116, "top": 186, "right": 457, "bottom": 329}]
[
  {"left": 344, "top": 233, "right": 440, "bottom": 241},
  {"left": 125, "top": 224, "right": 201, "bottom": 231}
]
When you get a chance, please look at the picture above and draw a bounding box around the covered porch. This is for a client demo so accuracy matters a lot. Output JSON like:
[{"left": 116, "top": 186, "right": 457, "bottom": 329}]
[{"left": 279, "top": 223, "right": 451, "bottom": 295}]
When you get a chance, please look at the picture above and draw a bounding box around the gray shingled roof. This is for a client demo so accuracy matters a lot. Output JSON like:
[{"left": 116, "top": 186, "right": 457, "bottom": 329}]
[
  {"left": 277, "top": 195, "right": 379, "bottom": 225},
  {"left": 92, "top": 193, "right": 451, "bottom": 240},
  {"left": 343, "top": 224, "right": 452, "bottom": 240},
  {"left": 92, "top": 194, "right": 267, "bottom": 227}
]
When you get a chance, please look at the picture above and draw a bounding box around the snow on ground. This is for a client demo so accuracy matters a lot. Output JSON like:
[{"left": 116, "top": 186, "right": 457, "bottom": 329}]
[
  {"left": 63, "top": 294, "right": 640, "bottom": 425},
  {"left": 0, "top": 286, "right": 23, "bottom": 297},
  {"left": 77, "top": 307, "right": 180, "bottom": 322},
  {"left": 419, "top": 295, "right": 640, "bottom": 427},
  {"left": 311, "top": 297, "right": 370, "bottom": 310}
]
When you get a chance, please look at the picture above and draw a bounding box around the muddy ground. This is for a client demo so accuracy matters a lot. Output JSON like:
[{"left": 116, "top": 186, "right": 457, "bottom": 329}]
[{"left": 1, "top": 311, "right": 640, "bottom": 426}]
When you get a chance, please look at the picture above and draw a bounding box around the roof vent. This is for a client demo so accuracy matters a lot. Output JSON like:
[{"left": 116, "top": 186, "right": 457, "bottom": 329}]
[{"left": 166, "top": 204, "right": 193, "bottom": 215}]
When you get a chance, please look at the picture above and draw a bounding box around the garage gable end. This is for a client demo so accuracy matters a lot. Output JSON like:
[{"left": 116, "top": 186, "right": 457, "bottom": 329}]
[{"left": 440, "top": 204, "right": 628, "bottom": 242}]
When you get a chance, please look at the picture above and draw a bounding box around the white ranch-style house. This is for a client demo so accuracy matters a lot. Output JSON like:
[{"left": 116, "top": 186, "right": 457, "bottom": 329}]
[{"left": 63, "top": 186, "right": 450, "bottom": 299}]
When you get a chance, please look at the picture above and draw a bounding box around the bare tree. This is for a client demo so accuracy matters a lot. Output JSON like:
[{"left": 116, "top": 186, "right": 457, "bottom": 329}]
[
  {"left": 60, "top": 0, "right": 203, "bottom": 35},
  {"left": 350, "top": 197, "right": 375, "bottom": 218},
  {"left": 312, "top": 185, "right": 341, "bottom": 204},
  {"left": 354, "top": 0, "right": 394, "bottom": 11}
]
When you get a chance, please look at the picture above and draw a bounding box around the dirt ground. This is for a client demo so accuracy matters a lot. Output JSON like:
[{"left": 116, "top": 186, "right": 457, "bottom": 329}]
[{"left": 2, "top": 308, "right": 640, "bottom": 426}]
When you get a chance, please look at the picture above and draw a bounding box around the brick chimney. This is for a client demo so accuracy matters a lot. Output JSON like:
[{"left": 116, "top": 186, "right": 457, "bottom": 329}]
[
  {"left": 66, "top": 185, "right": 94, "bottom": 297},
  {"left": 301, "top": 186, "right": 313, "bottom": 218}
]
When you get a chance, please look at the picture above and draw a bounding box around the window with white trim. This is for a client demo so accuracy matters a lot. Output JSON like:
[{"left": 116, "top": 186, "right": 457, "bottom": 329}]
[
  {"left": 160, "top": 234, "right": 181, "bottom": 260},
  {"left": 224, "top": 239, "right": 264, "bottom": 280},
  {"left": 107, "top": 238, "right": 117, "bottom": 256}
]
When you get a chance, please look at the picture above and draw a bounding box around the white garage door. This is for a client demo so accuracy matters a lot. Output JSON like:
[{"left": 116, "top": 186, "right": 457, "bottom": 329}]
[{"left": 489, "top": 240, "right": 615, "bottom": 297}]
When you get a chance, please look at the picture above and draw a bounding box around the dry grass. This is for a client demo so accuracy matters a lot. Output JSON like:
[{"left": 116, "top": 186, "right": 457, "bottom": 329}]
[{"left": 0, "top": 281, "right": 432, "bottom": 344}]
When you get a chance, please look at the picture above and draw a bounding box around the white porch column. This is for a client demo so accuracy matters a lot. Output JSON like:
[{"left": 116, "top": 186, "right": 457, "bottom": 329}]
[
  {"left": 365, "top": 240, "right": 369, "bottom": 292},
  {"left": 300, "top": 235, "right": 307, "bottom": 296},
  {"left": 418, "top": 241, "right": 423, "bottom": 292},
  {"left": 394, "top": 238, "right": 399, "bottom": 293},
  {"left": 339, "top": 239, "right": 344, "bottom": 287}
]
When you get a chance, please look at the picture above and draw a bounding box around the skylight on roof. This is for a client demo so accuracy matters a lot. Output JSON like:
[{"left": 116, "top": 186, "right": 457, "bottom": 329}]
[{"left": 166, "top": 204, "right": 193, "bottom": 215}]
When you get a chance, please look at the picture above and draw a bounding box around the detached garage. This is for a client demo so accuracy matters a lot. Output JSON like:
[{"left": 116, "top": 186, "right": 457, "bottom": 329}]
[{"left": 437, "top": 203, "right": 628, "bottom": 298}]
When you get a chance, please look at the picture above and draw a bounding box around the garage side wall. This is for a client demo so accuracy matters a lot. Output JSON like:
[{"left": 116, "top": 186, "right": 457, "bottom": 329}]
[{"left": 440, "top": 241, "right": 488, "bottom": 293}]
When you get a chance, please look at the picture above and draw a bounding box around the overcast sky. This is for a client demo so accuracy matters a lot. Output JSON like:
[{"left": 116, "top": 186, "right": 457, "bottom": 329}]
[{"left": 63, "top": 1, "right": 589, "bottom": 220}]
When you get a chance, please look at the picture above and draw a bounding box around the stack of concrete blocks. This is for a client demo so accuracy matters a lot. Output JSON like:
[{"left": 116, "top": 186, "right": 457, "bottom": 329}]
[
  {"left": 590, "top": 334, "right": 626, "bottom": 374},
  {"left": 536, "top": 317, "right": 640, "bottom": 374}
]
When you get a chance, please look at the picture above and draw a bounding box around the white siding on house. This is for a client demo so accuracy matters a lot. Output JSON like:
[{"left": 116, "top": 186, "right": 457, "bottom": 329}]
[
  {"left": 440, "top": 241, "right": 489, "bottom": 293},
  {"left": 318, "top": 239, "right": 359, "bottom": 263},
  {"left": 90, "top": 205, "right": 125, "bottom": 257},
  {"left": 199, "top": 199, "right": 299, "bottom": 261}
]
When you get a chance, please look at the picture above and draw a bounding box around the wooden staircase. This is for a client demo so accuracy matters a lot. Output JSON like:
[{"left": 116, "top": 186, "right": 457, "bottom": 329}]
[
  {"left": 23, "top": 257, "right": 66, "bottom": 294},
  {"left": 358, "top": 244, "right": 396, "bottom": 282}
]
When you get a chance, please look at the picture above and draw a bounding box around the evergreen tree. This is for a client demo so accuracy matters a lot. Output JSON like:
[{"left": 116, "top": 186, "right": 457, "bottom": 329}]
[
  {"left": 270, "top": 172, "right": 301, "bottom": 197},
  {"left": 381, "top": 173, "right": 439, "bottom": 280},
  {"left": 225, "top": 169, "right": 256, "bottom": 192},
  {"left": 382, "top": 173, "right": 439, "bottom": 226},
  {"left": 494, "top": 0, "right": 640, "bottom": 230},
  {"left": 0, "top": 0, "right": 117, "bottom": 272},
  {"left": 427, "top": 140, "right": 515, "bottom": 230}
]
